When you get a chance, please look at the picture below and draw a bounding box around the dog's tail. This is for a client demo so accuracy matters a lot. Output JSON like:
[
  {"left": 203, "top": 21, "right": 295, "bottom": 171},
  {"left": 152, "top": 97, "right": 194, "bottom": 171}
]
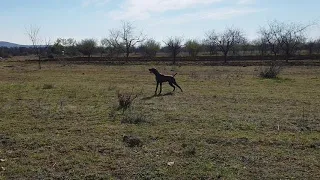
[{"left": 173, "top": 73, "right": 178, "bottom": 77}]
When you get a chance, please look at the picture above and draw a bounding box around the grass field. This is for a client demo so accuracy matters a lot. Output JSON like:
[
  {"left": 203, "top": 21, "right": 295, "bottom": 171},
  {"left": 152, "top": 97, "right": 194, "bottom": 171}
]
[{"left": 0, "top": 61, "right": 319, "bottom": 179}]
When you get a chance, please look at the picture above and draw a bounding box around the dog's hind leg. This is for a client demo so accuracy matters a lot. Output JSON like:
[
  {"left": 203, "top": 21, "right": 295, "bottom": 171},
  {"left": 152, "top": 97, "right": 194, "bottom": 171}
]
[
  {"left": 173, "top": 82, "right": 183, "bottom": 92},
  {"left": 169, "top": 82, "right": 176, "bottom": 91}
]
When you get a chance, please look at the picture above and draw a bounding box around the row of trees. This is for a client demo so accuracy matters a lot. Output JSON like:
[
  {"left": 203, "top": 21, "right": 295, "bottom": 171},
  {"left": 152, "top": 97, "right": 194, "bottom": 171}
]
[
  {"left": 1, "top": 20, "right": 319, "bottom": 67},
  {"left": 55, "top": 21, "right": 320, "bottom": 64}
]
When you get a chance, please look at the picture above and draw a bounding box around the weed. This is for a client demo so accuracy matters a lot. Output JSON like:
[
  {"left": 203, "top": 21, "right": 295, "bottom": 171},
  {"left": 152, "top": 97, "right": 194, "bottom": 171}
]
[
  {"left": 259, "top": 63, "right": 283, "bottom": 79},
  {"left": 183, "top": 145, "right": 196, "bottom": 157},
  {"left": 42, "top": 84, "right": 54, "bottom": 89},
  {"left": 117, "top": 89, "right": 138, "bottom": 112},
  {"left": 123, "top": 135, "right": 143, "bottom": 147}
]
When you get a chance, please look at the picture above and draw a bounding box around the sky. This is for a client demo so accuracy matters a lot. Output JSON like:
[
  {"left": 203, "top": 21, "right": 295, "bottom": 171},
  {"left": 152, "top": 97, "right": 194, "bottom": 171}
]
[{"left": 0, "top": 0, "right": 319, "bottom": 45}]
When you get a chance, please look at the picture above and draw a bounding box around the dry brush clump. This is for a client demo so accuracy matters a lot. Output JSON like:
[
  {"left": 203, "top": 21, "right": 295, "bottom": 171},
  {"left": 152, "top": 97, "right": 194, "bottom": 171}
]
[
  {"left": 259, "top": 63, "right": 283, "bottom": 79},
  {"left": 122, "top": 135, "right": 143, "bottom": 147},
  {"left": 117, "top": 90, "right": 138, "bottom": 112},
  {"left": 109, "top": 88, "right": 147, "bottom": 123}
]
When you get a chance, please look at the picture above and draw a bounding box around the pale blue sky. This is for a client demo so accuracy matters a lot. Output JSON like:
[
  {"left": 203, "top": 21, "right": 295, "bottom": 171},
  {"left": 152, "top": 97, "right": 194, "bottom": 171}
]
[{"left": 0, "top": 0, "right": 319, "bottom": 45}]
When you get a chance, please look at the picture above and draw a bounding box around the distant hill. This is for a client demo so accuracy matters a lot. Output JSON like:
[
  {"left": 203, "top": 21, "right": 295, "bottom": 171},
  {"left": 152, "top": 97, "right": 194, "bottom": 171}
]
[{"left": 0, "top": 41, "right": 30, "bottom": 48}]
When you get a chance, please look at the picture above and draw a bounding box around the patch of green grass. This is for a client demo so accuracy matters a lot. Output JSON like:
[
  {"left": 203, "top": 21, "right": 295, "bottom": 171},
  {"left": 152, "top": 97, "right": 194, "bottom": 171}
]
[{"left": 0, "top": 61, "right": 319, "bottom": 179}]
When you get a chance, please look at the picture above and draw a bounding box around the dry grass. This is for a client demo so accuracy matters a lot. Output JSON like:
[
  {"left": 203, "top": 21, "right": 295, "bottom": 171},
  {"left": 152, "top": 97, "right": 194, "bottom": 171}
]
[{"left": 0, "top": 61, "right": 319, "bottom": 179}]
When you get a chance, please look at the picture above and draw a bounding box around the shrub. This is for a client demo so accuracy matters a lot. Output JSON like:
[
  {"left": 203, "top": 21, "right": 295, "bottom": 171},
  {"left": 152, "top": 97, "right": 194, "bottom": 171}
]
[
  {"left": 185, "top": 39, "right": 202, "bottom": 57},
  {"left": 117, "top": 90, "right": 138, "bottom": 112},
  {"left": 259, "top": 63, "right": 283, "bottom": 79},
  {"left": 123, "top": 135, "right": 143, "bottom": 147},
  {"left": 139, "top": 39, "right": 161, "bottom": 58}
]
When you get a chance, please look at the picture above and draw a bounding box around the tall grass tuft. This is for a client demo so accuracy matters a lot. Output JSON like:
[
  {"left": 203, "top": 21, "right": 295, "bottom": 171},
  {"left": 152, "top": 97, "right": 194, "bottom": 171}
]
[
  {"left": 117, "top": 90, "right": 138, "bottom": 112},
  {"left": 259, "top": 63, "right": 283, "bottom": 79}
]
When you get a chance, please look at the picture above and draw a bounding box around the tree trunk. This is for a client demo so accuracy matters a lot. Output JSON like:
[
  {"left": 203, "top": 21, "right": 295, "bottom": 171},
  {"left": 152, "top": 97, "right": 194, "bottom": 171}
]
[
  {"left": 260, "top": 50, "right": 264, "bottom": 60},
  {"left": 172, "top": 49, "right": 177, "bottom": 64},
  {"left": 224, "top": 52, "right": 228, "bottom": 63},
  {"left": 273, "top": 52, "right": 277, "bottom": 61},
  {"left": 285, "top": 54, "right": 289, "bottom": 63},
  {"left": 38, "top": 55, "right": 41, "bottom": 69},
  {"left": 126, "top": 47, "right": 130, "bottom": 58},
  {"left": 309, "top": 47, "right": 313, "bottom": 56}
]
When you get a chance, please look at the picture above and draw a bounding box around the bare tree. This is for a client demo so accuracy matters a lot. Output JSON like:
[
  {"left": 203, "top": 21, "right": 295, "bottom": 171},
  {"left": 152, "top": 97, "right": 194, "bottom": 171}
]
[
  {"left": 43, "top": 38, "right": 51, "bottom": 57},
  {"left": 240, "top": 40, "right": 250, "bottom": 56},
  {"left": 316, "top": 38, "right": 320, "bottom": 54},
  {"left": 306, "top": 39, "right": 317, "bottom": 55},
  {"left": 109, "top": 22, "right": 145, "bottom": 58},
  {"left": 279, "top": 22, "right": 308, "bottom": 62},
  {"left": 123, "top": 22, "right": 144, "bottom": 57},
  {"left": 104, "top": 30, "right": 125, "bottom": 57},
  {"left": 215, "top": 28, "right": 246, "bottom": 62},
  {"left": 204, "top": 30, "right": 218, "bottom": 55},
  {"left": 100, "top": 38, "right": 109, "bottom": 57},
  {"left": 259, "top": 24, "right": 282, "bottom": 60},
  {"left": 259, "top": 20, "right": 310, "bottom": 62},
  {"left": 25, "top": 25, "right": 42, "bottom": 69},
  {"left": 101, "top": 38, "right": 109, "bottom": 48},
  {"left": 164, "top": 37, "right": 183, "bottom": 64},
  {"left": 231, "top": 38, "right": 247, "bottom": 57},
  {"left": 253, "top": 37, "right": 269, "bottom": 57}
]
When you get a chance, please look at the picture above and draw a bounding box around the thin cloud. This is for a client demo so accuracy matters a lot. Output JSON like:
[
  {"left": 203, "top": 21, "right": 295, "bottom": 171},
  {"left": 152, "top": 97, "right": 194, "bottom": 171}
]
[
  {"left": 107, "top": 0, "right": 262, "bottom": 21},
  {"left": 237, "top": 0, "right": 256, "bottom": 4},
  {"left": 150, "top": 7, "right": 265, "bottom": 26},
  {"left": 81, "top": 0, "right": 110, "bottom": 7},
  {"left": 108, "top": 0, "right": 224, "bottom": 20}
]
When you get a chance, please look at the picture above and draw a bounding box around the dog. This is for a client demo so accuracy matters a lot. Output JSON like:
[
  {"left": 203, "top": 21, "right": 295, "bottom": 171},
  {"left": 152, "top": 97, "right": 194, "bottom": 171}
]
[{"left": 149, "top": 68, "right": 183, "bottom": 95}]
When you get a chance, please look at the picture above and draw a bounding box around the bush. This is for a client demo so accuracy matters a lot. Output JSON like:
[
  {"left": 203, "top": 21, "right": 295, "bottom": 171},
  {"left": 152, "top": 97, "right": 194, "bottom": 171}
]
[
  {"left": 185, "top": 39, "right": 201, "bottom": 57},
  {"left": 139, "top": 39, "right": 161, "bottom": 58},
  {"left": 259, "top": 63, "right": 283, "bottom": 79},
  {"left": 123, "top": 135, "right": 143, "bottom": 147},
  {"left": 117, "top": 90, "right": 138, "bottom": 112}
]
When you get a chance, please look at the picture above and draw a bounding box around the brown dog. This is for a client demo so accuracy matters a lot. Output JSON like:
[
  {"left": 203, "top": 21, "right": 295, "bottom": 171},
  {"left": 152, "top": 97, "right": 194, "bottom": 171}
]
[{"left": 149, "top": 68, "right": 183, "bottom": 95}]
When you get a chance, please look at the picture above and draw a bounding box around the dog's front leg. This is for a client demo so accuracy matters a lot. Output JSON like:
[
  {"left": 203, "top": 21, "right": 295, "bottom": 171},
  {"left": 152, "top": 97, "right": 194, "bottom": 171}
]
[
  {"left": 159, "top": 83, "right": 162, "bottom": 95},
  {"left": 155, "top": 82, "right": 159, "bottom": 95}
]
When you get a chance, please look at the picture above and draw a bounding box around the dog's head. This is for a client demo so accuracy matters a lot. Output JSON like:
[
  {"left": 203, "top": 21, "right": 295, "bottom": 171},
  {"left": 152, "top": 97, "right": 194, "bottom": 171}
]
[{"left": 149, "top": 68, "right": 157, "bottom": 74}]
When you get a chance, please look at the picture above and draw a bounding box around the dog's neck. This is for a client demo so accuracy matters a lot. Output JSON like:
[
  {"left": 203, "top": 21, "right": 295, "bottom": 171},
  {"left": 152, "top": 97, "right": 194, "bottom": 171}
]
[{"left": 152, "top": 70, "right": 161, "bottom": 76}]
